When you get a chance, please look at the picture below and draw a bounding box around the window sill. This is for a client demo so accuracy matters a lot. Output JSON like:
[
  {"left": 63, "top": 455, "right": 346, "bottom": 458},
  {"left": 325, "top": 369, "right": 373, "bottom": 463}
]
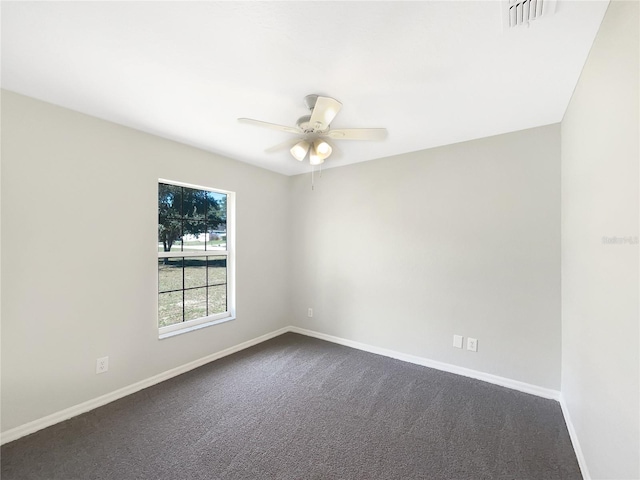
[{"left": 158, "top": 316, "right": 236, "bottom": 340}]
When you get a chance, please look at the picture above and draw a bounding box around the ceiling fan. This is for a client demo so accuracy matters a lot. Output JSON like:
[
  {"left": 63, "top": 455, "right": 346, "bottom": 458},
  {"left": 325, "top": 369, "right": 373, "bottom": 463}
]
[{"left": 238, "top": 94, "right": 387, "bottom": 166}]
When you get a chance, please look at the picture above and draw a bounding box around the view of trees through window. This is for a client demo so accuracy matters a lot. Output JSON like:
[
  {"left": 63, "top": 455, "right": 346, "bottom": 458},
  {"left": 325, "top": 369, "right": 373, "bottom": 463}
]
[
  {"left": 158, "top": 182, "right": 228, "bottom": 328},
  {"left": 158, "top": 183, "right": 227, "bottom": 253}
]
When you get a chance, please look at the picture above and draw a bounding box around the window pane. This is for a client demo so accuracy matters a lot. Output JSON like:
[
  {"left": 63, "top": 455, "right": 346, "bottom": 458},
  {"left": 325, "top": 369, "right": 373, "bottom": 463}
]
[
  {"left": 159, "top": 291, "right": 183, "bottom": 327},
  {"left": 206, "top": 191, "right": 226, "bottom": 223},
  {"left": 158, "top": 218, "right": 183, "bottom": 252},
  {"left": 159, "top": 183, "right": 182, "bottom": 218},
  {"left": 206, "top": 230, "right": 227, "bottom": 250},
  {"left": 205, "top": 229, "right": 225, "bottom": 250},
  {"left": 159, "top": 257, "right": 183, "bottom": 293},
  {"left": 183, "top": 221, "right": 206, "bottom": 252},
  {"left": 182, "top": 187, "right": 206, "bottom": 220},
  {"left": 208, "top": 284, "right": 227, "bottom": 315},
  {"left": 206, "top": 191, "right": 227, "bottom": 250},
  {"left": 184, "top": 257, "right": 207, "bottom": 289},
  {"left": 207, "top": 256, "right": 226, "bottom": 285},
  {"left": 185, "top": 288, "right": 207, "bottom": 322}
]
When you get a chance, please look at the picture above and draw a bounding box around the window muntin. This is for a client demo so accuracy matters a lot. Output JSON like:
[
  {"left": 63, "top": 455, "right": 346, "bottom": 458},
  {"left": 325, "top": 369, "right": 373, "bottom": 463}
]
[{"left": 158, "top": 181, "right": 234, "bottom": 335}]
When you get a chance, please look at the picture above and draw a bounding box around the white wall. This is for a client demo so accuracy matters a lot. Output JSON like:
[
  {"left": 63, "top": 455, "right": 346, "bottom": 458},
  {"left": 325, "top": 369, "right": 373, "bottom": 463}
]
[
  {"left": 561, "top": 1, "right": 639, "bottom": 478},
  {"left": 290, "top": 124, "right": 561, "bottom": 390},
  {"left": 1, "top": 91, "right": 291, "bottom": 432}
]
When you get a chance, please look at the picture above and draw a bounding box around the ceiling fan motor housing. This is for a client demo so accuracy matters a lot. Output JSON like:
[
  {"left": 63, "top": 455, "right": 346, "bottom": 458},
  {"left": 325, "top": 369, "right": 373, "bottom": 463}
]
[
  {"left": 296, "top": 115, "right": 314, "bottom": 133},
  {"left": 304, "top": 94, "right": 319, "bottom": 111}
]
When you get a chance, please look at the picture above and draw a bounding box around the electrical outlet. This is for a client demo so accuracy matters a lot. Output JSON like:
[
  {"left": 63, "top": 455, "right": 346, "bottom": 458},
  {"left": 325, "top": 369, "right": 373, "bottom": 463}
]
[
  {"left": 467, "top": 338, "right": 478, "bottom": 352},
  {"left": 453, "top": 335, "right": 463, "bottom": 349},
  {"left": 307, "top": 308, "right": 313, "bottom": 318},
  {"left": 96, "top": 356, "right": 109, "bottom": 374}
]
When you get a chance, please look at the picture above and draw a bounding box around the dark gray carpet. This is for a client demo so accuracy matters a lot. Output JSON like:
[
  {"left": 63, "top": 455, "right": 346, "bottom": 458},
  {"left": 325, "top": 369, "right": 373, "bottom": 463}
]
[{"left": 1, "top": 333, "right": 581, "bottom": 479}]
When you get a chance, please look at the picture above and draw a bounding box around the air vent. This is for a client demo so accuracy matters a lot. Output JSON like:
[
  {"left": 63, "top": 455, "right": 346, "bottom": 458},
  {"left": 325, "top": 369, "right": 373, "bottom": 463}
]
[{"left": 502, "top": 0, "right": 556, "bottom": 29}]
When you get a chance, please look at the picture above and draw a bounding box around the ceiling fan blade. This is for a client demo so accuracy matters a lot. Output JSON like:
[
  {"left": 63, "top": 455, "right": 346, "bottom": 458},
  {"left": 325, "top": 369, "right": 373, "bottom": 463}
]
[
  {"left": 325, "top": 128, "right": 388, "bottom": 140},
  {"left": 309, "top": 96, "right": 343, "bottom": 131},
  {"left": 238, "top": 118, "right": 300, "bottom": 134},
  {"left": 264, "top": 139, "right": 300, "bottom": 154}
]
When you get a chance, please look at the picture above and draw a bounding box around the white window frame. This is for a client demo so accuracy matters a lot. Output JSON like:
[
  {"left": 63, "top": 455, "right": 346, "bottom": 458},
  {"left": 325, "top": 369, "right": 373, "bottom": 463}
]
[{"left": 158, "top": 179, "right": 235, "bottom": 339}]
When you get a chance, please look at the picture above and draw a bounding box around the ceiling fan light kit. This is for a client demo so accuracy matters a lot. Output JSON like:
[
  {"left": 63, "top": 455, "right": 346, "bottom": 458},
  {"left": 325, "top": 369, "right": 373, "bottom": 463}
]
[
  {"left": 290, "top": 140, "right": 310, "bottom": 161},
  {"left": 309, "top": 139, "right": 332, "bottom": 166},
  {"left": 239, "top": 94, "right": 387, "bottom": 168},
  {"left": 290, "top": 138, "right": 332, "bottom": 166},
  {"left": 315, "top": 139, "right": 331, "bottom": 156},
  {"left": 309, "top": 151, "right": 323, "bottom": 166}
]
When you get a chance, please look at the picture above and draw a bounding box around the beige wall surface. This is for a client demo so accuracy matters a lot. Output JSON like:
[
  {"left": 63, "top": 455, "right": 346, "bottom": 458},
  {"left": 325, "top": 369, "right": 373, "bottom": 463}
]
[
  {"left": 2, "top": 92, "right": 564, "bottom": 435},
  {"left": 290, "top": 124, "right": 562, "bottom": 390},
  {"left": 561, "top": 1, "right": 640, "bottom": 478},
  {"left": 1, "top": 91, "right": 291, "bottom": 432}
]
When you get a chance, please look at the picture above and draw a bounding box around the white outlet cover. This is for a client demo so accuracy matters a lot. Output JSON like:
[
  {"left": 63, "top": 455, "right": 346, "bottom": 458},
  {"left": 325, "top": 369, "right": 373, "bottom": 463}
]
[
  {"left": 96, "top": 356, "right": 109, "bottom": 374},
  {"left": 453, "top": 335, "right": 463, "bottom": 349},
  {"left": 307, "top": 308, "right": 313, "bottom": 318},
  {"left": 467, "top": 338, "right": 478, "bottom": 352}
]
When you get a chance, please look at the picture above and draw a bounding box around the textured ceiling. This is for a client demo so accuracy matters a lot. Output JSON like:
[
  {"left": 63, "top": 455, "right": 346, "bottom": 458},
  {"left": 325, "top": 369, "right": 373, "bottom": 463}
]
[{"left": 1, "top": 1, "right": 609, "bottom": 175}]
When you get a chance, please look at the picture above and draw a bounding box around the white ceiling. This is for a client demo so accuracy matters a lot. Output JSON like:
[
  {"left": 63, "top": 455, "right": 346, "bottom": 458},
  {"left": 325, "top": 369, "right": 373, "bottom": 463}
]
[{"left": 1, "top": 1, "right": 608, "bottom": 176}]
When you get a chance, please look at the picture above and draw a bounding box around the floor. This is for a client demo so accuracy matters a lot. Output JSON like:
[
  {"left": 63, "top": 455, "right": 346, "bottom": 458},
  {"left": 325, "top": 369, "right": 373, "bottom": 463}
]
[{"left": 1, "top": 333, "right": 581, "bottom": 479}]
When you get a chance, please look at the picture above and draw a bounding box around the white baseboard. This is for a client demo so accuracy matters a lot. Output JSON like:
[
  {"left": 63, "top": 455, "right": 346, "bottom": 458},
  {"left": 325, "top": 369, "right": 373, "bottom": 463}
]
[
  {"left": 289, "top": 326, "right": 561, "bottom": 401},
  {"left": 0, "top": 327, "right": 289, "bottom": 445},
  {"left": 559, "top": 395, "right": 591, "bottom": 480},
  {"left": 2, "top": 324, "right": 564, "bottom": 447}
]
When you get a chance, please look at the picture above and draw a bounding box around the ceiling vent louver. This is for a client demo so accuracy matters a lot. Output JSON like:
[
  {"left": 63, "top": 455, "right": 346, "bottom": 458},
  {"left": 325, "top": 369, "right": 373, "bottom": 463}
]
[{"left": 502, "top": 0, "right": 557, "bottom": 30}]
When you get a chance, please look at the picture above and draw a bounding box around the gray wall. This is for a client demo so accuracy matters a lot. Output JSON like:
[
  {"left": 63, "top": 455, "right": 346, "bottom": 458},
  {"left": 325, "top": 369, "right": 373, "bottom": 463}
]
[
  {"left": 561, "top": 1, "right": 639, "bottom": 478},
  {"left": 290, "top": 124, "right": 561, "bottom": 390},
  {"left": 1, "top": 91, "right": 291, "bottom": 432}
]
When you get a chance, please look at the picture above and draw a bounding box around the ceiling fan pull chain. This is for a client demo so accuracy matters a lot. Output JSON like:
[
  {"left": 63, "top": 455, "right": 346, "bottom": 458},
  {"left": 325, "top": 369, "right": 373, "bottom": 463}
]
[{"left": 311, "top": 166, "right": 315, "bottom": 191}]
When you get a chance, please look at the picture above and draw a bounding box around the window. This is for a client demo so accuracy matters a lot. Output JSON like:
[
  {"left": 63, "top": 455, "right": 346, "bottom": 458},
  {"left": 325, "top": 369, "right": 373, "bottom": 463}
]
[{"left": 158, "top": 180, "right": 235, "bottom": 337}]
